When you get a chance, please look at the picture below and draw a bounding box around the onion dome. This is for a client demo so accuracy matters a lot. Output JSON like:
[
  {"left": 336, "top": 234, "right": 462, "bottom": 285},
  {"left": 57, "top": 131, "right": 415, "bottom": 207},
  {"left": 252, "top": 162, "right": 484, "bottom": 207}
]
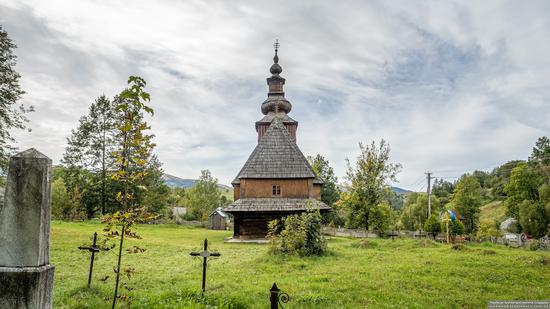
[{"left": 261, "top": 40, "right": 292, "bottom": 115}]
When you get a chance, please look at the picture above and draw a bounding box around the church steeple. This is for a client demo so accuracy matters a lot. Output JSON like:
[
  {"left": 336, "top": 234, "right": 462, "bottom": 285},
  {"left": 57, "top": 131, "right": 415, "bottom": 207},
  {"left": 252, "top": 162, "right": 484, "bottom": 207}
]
[
  {"left": 261, "top": 40, "right": 292, "bottom": 115},
  {"left": 256, "top": 40, "right": 298, "bottom": 143}
]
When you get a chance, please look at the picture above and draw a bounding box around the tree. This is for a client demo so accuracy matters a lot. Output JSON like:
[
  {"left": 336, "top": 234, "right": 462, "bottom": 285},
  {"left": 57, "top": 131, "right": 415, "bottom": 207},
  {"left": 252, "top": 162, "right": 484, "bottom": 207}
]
[
  {"left": 424, "top": 214, "right": 442, "bottom": 239},
  {"left": 431, "top": 179, "right": 455, "bottom": 206},
  {"left": 62, "top": 95, "right": 119, "bottom": 215},
  {"left": 518, "top": 199, "right": 548, "bottom": 238},
  {"left": 368, "top": 202, "right": 396, "bottom": 235},
  {"left": 447, "top": 219, "right": 465, "bottom": 240},
  {"left": 183, "top": 170, "right": 222, "bottom": 221},
  {"left": 489, "top": 160, "right": 524, "bottom": 199},
  {"left": 307, "top": 154, "right": 340, "bottom": 206},
  {"left": 0, "top": 26, "right": 33, "bottom": 171},
  {"left": 51, "top": 178, "right": 81, "bottom": 220},
  {"left": 344, "top": 139, "right": 401, "bottom": 230},
  {"left": 505, "top": 163, "right": 540, "bottom": 219},
  {"left": 139, "top": 155, "right": 170, "bottom": 214},
  {"left": 111, "top": 76, "right": 155, "bottom": 211},
  {"left": 107, "top": 76, "right": 156, "bottom": 308},
  {"left": 449, "top": 175, "right": 482, "bottom": 234},
  {"left": 399, "top": 192, "right": 438, "bottom": 231},
  {"left": 531, "top": 136, "right": 550, "bottom": 165}
]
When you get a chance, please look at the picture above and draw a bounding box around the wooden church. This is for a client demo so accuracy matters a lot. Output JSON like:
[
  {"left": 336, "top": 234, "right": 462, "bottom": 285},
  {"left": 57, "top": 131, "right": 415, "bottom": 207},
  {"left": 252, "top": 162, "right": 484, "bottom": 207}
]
[{"left": 224, "top": 44, "right": 331, "bottom": 239}]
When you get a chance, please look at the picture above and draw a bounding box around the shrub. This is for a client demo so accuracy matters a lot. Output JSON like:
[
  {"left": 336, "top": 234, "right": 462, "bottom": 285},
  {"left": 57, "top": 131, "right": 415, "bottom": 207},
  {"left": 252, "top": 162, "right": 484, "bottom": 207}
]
[
  {"left": 529, "top": 240, "right": 540, "bottom": 251},
  {"left": 424, "top": 214, "right": 442, "bottom": 239},
  {"left": 351, "top": 239, "right": 378, "bottom": 249},
  {"left": 451, "top": 244, "right": 466, "bottom": 251},
  {"left": 268, "top": 210, "right": 327, "bottom": 256},
  {"left": 442, "top": 219, "right": 466, "bottom": 241}
]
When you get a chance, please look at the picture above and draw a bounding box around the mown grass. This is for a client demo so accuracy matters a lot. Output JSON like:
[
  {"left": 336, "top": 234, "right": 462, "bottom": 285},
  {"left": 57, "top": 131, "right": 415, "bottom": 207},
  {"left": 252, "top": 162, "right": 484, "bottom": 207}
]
[{"left": 51, "top": 221, "right": 550, "bottom": 308}]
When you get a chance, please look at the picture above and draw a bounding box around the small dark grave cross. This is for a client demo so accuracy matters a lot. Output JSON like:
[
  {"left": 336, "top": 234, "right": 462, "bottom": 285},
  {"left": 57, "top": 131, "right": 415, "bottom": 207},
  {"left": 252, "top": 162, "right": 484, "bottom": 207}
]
[
  {"left": 190, "top": 238, "right": 220, "bottom": 292},
  {"left": 78, "top": 232, "right": 101, "bottom": 287}
]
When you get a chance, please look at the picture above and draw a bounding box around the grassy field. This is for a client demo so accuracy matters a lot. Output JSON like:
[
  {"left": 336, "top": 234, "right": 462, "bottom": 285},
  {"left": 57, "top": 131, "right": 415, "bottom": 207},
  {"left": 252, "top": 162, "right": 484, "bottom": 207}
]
[
  {"left": 51, "top": 221, "right": 550, "bottom": 308},
  {"left": 480, "top": 201, "right": 507, "bottom": 223}
]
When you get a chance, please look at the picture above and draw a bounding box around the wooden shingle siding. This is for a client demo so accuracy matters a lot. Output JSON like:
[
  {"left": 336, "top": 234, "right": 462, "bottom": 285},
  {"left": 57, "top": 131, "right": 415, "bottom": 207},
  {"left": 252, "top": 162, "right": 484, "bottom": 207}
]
[{"left": 234, "top": 118, "right": 318, "bottom": 180}]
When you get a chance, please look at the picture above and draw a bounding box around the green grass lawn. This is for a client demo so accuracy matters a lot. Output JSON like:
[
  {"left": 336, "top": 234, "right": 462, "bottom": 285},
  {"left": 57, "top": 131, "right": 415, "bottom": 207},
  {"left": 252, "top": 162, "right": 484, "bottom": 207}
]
[{"left": 51, "top": 221, "right": 550, "bottom": 308}]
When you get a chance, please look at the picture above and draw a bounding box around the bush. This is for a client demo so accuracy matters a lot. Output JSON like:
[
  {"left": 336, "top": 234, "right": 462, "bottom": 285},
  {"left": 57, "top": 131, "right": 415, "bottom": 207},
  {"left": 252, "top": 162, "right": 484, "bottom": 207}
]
[
  {"left": 529, "top": 240, "right": 540, "bottom": 251},
  {"left": 424, "top": 214, "right": 442, "bottom": 239},
  {"left": 443, "top": 219, "right": 465, "bottom": 241},
  {"left": 477, "top": 219, "right": 502, "bottom": 239},
  {"left": 351, "top": 239, "right": 378, "bottom": 249},
  {"left": 268, "top": 210, "right": 327, "bottom": 256}
]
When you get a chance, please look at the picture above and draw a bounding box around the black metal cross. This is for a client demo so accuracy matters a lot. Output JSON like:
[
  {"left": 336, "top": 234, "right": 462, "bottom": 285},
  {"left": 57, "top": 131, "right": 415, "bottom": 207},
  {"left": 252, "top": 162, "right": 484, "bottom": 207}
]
[
  {"left": 190, "top": 238, "right": 221, "bottom": 292},
  {"left": 78, "top": 232, "right": 101, "bottom": 287},
  {"left": 273, "top": 39, "right": 280, "bottom": 52}
]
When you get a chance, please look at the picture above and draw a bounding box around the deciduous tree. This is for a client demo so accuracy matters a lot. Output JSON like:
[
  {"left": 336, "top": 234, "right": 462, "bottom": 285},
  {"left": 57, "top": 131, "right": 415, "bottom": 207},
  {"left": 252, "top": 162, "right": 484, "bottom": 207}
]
[
  {"left": 449, "top": 175, "right": 482, "bottom": 234},
  {"left": 0, "top": 26, "right": 33, "bottom": 171},
  {"left": 344, "top": 139, "right": 401, "bottom": 230}
]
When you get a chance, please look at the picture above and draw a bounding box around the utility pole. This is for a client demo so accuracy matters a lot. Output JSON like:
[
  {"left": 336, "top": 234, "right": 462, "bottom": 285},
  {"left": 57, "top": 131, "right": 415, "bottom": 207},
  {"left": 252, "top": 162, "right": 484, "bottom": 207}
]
[{"left": 426, "top": 171, "right": 432, "bottom": 217}]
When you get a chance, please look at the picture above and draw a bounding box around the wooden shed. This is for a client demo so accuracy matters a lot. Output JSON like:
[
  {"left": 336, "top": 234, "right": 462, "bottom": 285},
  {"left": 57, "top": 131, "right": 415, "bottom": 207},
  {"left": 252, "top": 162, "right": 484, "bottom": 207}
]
[{"left": 209, "top": 207, "right": 229, "bottom": 230}]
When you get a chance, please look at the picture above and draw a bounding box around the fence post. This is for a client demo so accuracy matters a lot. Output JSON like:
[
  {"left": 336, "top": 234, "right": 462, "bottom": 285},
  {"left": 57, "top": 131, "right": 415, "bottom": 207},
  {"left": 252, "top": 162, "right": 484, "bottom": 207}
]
[{"left": 270, "top": 283, "right": 280, "bottom": 309}]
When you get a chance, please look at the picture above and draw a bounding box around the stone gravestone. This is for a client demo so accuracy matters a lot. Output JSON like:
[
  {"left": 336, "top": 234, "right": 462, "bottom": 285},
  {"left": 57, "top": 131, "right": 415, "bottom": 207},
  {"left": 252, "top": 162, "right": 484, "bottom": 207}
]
[{"left": 0, "top": 149, "right": 55, "bottom": 308}]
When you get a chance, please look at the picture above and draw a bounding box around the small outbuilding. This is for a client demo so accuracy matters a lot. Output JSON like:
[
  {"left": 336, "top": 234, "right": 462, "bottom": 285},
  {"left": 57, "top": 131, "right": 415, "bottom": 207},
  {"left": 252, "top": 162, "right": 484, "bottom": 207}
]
[{"left": 209, "top": 207, "right": 229, "bottom": 230}]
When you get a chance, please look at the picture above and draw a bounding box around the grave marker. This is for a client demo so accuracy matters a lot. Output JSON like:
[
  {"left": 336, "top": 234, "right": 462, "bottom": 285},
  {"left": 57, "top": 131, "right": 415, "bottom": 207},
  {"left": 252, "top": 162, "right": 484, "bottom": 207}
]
[
  {"left": 189, "top": 238, "right": 220, "bottom": 292},
  {"left": 78, "top": 232, "right": 101, "bottom": 287},
  {"left": 0, "top": 148, "right": 55, "bottom": 308}
]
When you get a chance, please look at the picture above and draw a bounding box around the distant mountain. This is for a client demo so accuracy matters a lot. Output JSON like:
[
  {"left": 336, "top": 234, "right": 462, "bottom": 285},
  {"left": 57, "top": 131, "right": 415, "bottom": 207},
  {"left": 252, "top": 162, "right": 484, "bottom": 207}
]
[
  {"left": 162, "top": 174, "right": 231, "bottom": 190},
  {"left": 391, "top": 186, "right": 411, "bottom": 195}
]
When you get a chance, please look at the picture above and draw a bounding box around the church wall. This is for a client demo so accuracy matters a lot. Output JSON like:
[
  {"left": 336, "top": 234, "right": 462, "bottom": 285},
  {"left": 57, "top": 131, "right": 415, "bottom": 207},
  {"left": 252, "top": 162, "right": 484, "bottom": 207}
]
[
  {"left": 312, "top": 184, "right": 321, "bottom": 199},
  {"left": 233, "top": 184, "right": 240, "bottom": 200},
  {"left": 240, "top": 178, "right": 311, "bottom": 198}
]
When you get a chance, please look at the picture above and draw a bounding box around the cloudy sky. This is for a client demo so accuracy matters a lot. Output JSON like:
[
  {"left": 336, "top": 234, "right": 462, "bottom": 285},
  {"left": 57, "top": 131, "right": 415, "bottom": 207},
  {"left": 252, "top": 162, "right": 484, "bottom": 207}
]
[{"left": 2, "top": 0, "right": 550, "bottom": 190}]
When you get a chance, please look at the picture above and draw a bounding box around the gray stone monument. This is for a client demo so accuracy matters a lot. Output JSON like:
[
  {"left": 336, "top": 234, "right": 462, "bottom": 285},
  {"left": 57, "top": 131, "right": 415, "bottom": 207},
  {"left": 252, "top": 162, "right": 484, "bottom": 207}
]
[{"left": 0, "top": 148, "right": 55, "bottom": 308}]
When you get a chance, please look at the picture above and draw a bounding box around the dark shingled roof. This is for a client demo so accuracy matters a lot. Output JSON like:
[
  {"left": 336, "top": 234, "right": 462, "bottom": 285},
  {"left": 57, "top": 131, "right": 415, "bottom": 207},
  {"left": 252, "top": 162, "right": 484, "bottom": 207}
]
[
  {"left": 224, "top": 198, "right": 330, "bottom": 212},
  {"left": 232, "top": 118, "right": 318, "bottom": 183},
  {"left": 255, "top": 112, "right": 297, "bottom": 125}
]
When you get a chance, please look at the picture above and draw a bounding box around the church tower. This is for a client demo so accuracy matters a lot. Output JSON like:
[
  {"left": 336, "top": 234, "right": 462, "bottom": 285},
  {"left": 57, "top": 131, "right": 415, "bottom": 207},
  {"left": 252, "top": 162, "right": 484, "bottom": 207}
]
[
  {"left": 255, "top": 42, "right": 298, "bottom": 142},
  {"left": 225, "top": 42, "right": 331, "bottom": 240}
]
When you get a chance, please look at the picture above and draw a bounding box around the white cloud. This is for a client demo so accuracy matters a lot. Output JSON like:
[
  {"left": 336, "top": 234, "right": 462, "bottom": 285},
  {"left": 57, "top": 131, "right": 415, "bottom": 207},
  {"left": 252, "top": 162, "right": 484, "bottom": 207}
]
[{"left": 2, "top": 0, "right": 550, "bottom": 188}]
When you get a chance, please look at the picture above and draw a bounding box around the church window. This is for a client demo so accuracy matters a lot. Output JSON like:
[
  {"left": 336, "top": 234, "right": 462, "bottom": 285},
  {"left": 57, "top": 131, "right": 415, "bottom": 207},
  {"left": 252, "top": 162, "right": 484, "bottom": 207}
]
[{"left": 272, "top": 185, "right": 281, "bottom": 196}]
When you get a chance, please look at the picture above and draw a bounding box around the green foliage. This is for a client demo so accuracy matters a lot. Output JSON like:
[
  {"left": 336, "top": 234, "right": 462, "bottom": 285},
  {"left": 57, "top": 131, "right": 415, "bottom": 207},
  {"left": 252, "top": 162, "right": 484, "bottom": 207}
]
[
  {"left": 111, "top": 76, "right": 156, "bottom": 210},
  {"left": 399, "top": 192, "right": 438, "bottom": 231},
  {"left": 529, "top": 240, "right": 540, "bottom": 251},
  {"left": 431, "top": 179, "right": 455, "bottom": 205},
  {"left": 102, "top": 207, "right": 157, "bottom": 307},
  {"left": 368, "top": 202, "right": 396, "bottom": 235},
  {"left": 183, "top": 170, "right": 222, "bottom": 221},
  {"left": 447, "top": 219, "right": 465, "bottom": 239},
  {"left": 343, "top": 139, "right": 401, "bottom": 230},
  {"left": 531, "top": 136, "right": 550, "bottom": 165},
  {"left": 308, "top": 154, "right": 343, "bottom": 226},
  {"left": 62, "top": 95, "right": 118, "bottom": 215},
  {"left": 307, "top": 154, "right": 340, "bottom": 206},
  {"left": 488, "top": 160, "right": 524, "bottom": 199},
  {"left": 505, "top": 162, "right": 540, "bottom": 219},
  {"left": 51, "top": 178, "right": 83, "bottom": 220},
  {"left": 518, "top": 200, "right": 549, "bottom": 238},
  {"left": 476, "top": 219, "right": 502, "bottom": 239},
  {"left": 449, "top": 174, "right": 482, "bottom": 234},
  {"left": 0, "top": 26, "right": 33, "bottom": 172},
  {"left": 424, "top": 214, "right": 442, "bottom": 239},
  {"left": 268, "top": 209, "right": 327, "bottom": 256}
]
